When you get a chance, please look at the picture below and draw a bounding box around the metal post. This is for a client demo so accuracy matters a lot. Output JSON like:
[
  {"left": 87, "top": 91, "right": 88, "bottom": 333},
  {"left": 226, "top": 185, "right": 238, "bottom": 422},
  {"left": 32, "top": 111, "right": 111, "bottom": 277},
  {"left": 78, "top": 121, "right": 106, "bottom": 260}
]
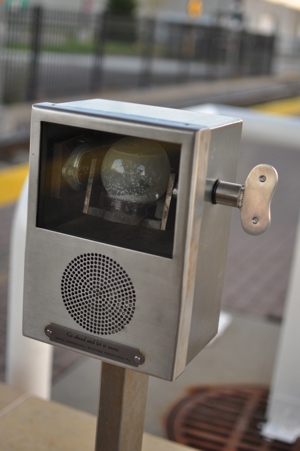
[{"left": 95, "top": 362, "right": 149, "bottom": 451}]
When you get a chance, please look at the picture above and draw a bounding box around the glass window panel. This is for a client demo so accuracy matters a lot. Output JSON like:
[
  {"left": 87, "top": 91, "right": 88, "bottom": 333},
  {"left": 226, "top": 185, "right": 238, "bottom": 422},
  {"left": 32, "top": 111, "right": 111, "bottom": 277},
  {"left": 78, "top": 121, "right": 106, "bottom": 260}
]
[{"left": 37, "top": 122, "right": 181, "bottom": 258}]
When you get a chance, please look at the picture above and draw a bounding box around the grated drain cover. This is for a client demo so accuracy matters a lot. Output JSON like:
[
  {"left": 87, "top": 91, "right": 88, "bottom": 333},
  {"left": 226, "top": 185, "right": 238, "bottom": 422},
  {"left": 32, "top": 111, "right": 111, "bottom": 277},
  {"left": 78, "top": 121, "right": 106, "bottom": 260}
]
[{"left": 166, "top": 386, "right": 300, "bottom": 451}]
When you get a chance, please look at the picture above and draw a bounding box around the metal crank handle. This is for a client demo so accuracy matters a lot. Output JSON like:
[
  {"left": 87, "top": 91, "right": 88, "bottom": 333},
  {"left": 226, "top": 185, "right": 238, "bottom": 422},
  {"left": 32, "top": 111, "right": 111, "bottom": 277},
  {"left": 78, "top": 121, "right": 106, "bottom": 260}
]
[{"left": 211, "top": 164, "right": 278, "bottom": 235}]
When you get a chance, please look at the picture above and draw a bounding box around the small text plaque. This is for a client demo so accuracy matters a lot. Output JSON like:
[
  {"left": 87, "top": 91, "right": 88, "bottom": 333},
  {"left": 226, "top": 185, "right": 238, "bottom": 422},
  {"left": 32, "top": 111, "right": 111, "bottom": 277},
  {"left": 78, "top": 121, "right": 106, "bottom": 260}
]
[{"left": 45, "top": 324, "right": 145, "bottom": 367}]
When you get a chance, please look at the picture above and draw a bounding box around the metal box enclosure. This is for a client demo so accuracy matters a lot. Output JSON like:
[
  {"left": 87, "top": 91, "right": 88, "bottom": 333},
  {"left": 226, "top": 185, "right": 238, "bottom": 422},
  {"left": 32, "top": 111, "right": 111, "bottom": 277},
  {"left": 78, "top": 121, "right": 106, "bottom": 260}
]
[{"left": 23, "top": 99, "right": 242, "bottom": 381}]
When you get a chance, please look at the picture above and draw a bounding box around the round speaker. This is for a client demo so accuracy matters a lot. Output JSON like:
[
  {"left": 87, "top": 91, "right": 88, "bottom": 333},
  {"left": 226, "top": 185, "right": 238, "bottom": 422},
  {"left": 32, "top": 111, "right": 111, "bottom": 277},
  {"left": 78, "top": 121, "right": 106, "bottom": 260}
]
[{"left": 61, "top": 253, "right": 136, "bottom": 335}]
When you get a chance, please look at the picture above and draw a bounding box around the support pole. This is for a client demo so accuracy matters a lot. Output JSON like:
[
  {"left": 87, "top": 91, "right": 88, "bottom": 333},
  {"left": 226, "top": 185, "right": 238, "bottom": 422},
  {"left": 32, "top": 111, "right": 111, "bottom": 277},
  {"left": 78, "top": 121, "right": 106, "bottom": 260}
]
[
  {"left": 262, "top": 208, "right": 300, "bottom": 444},
  {"left": 95, "top": 362, "right": 149, "bottom": 451}
]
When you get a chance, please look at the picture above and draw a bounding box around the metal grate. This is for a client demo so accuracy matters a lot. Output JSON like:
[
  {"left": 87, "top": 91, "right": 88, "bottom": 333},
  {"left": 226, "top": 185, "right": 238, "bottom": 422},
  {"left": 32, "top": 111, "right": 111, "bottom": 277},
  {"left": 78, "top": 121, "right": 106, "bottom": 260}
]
[
  {"left": 166, "top": 386, "right": 300, "bottom": 451},
  {"left": 61, "top": 253, "right": 136, "bottom": 335}
]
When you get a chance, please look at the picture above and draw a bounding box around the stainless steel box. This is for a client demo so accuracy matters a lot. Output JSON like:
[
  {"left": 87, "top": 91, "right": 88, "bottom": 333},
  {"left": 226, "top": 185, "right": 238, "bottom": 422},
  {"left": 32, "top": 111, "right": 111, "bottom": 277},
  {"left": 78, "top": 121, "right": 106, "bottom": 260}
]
[{"left": 23, "top": 99, "right": 242, "bottom": 380}]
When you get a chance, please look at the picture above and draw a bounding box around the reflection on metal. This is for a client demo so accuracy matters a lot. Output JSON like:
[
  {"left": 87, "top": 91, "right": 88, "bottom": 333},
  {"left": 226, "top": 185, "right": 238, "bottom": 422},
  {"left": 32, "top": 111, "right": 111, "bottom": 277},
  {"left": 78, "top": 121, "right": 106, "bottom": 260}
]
[
  {"left": 51, "top": 142, "right": 62, "bottom": 199},
  {"left": 62, "top": 140, "right": 94, "bottom": 192},
  {"left": 213, "top": 180, "right": 244, "bottom": 208},
  {"left": 172, "top": 183, "right": 178, "bottom": 199},
  {"left": 83, "top": 158, "right": 97, "bottom": 214},
  {"left": 161, "top": 173, "right": 176, "bottom": 231},
  {"left": 95, "top": 362, "right": 149, "bottom": 451},
  {"left": 213, "top": 164, "right": 278, "bottom": 235}
]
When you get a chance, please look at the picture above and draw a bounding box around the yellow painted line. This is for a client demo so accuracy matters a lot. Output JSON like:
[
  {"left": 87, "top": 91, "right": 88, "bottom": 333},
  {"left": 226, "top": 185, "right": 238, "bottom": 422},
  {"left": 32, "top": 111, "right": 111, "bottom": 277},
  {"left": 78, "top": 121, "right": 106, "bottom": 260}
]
[
  {"left": 0, "top": 163, "right": 28, "bottom": 207},
  {"left": 252, "top": 96, "right": 300, "bottom": 116}
]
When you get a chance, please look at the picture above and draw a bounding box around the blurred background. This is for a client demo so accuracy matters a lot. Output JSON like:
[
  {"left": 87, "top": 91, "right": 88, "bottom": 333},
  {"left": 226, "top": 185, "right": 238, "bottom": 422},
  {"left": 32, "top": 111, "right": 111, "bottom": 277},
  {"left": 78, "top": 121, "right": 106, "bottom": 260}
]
[
  {"left": 1, "top": 1, "right": 300, "bottom": 450},
  {"left": 0, "top": 0, "right": 299, "bottom": 103}
]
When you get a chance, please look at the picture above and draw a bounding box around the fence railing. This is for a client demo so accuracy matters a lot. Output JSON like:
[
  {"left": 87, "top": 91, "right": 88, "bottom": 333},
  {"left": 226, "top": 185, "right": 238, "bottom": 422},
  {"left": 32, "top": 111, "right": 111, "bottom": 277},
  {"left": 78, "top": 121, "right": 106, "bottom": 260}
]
[{"left": 1, "top": 7, "right": 276, "bottom": 104}]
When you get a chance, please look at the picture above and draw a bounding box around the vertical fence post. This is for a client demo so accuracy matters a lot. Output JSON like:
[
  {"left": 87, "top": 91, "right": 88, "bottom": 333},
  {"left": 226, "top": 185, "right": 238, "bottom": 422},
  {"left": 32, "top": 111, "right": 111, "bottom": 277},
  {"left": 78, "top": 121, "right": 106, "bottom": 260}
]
[
  {"left": 238, "top": 31, "right": 247, "bottom": 76},
  {"left": 177, "top": 23, "right": 193, "bottom": 83},
  {"left": 234, "top": 30, "right": 243, "bottom": 77},
  {"left": 90, "top": 12, "right": 106, "bottom": 93},
  {"left": 265, "top": 34, "right": 276, "bottom": 75},
  {"left": 225, "top": 30, "right": 242, "bottom": 78},
  {"left": 0, "top": 3, "right": 5, "bottom": 105},
  {"left": 26, "top": 6, "right": 42, "bottom": 101},
  {"left": 176, "top": 23, "right": 184, "bottom": 82},
  {"left": 139, "top": 17, "right": 155, "bottom": 87},
  {"left": 205, "top": 26, "right": 216, "bottom": 79}
]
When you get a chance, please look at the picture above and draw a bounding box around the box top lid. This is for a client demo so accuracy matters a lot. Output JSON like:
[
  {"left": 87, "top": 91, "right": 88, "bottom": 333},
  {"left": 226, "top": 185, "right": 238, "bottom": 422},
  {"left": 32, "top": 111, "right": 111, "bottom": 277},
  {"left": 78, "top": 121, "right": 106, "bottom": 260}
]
[{"left": 34, "top": 98, "right": 242, "bottom": 132}]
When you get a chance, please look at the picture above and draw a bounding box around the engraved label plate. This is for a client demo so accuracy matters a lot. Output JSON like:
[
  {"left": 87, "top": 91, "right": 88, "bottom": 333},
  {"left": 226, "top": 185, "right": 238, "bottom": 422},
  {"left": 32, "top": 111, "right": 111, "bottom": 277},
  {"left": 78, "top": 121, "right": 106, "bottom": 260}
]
[{"left": 45, "top": 324, "right": 145, "bottom": 367}]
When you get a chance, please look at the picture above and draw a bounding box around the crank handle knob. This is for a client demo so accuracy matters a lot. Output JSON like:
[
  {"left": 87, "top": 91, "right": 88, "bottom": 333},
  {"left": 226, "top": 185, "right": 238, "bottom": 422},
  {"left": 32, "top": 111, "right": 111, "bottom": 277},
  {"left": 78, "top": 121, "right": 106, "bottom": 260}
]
[{"left": 212, "top": 164, "right": 278, "bottom": 235}]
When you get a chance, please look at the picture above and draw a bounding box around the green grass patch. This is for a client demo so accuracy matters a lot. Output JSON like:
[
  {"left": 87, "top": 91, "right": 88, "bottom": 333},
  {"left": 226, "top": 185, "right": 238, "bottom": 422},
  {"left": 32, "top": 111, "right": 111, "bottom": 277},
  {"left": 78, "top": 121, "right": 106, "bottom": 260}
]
[{"left": 5, "top": 39, "right": 142, "bottom": 55}]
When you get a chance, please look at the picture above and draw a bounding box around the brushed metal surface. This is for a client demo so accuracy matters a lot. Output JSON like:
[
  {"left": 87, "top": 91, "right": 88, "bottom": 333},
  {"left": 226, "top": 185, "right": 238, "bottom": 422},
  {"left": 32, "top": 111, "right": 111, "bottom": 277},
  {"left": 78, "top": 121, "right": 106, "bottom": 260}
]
[
  {"left": 186, "top": 120, "right": 242, "bottom": 364},
  {"left": 215, "top": 181, "right": 244, "bottom": 208},
  {"left": 241, "top": 164, "right": 278, "bottom": 236},
  {"left": 23, "top": 99, "right": 242, "bottom": 380}
]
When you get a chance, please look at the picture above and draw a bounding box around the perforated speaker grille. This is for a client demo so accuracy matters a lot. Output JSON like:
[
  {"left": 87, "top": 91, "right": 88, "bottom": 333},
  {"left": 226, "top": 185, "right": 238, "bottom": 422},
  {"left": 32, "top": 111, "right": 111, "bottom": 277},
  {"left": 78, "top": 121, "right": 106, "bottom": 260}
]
[{"left": 61, "top": 253, "right": 136, "bottom": 335}]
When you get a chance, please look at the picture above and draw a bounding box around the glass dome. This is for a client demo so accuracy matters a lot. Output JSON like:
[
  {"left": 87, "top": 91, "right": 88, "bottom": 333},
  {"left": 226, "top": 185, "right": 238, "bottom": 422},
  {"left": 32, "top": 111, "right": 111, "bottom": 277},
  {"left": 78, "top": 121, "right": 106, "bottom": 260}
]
[{"left": 101, "top": 137, "right": 171, "bottom": 204}]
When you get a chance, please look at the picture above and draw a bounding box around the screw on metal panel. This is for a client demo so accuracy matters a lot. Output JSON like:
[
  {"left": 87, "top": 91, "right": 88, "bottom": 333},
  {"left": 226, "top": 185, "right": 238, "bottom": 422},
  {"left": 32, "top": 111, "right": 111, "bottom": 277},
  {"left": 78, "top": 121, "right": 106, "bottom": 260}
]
[
  {"left": 252, "top": 217, "right": 259, "bottom": 224},
  {"left": 45, "top": 328, "right": 52, "bottom": 337},
  {"left": 134, "top": 355, "right": 141, "bottom": 363},
  {"left": 259, "top": 175, "right": 266, "bottom": 182}
]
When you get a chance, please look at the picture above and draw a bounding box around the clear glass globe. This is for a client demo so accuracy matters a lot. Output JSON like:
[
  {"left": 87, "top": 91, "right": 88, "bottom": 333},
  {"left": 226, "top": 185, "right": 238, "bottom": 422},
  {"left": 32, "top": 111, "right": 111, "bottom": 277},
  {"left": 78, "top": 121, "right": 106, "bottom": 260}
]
[{"left": 101, "top": 137, "right": 171, "bottom": 204}]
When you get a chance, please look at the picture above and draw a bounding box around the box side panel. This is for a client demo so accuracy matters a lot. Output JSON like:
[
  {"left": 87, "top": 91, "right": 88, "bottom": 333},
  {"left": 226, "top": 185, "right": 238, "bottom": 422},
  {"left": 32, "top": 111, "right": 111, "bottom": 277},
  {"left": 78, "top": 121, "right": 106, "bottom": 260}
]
[
  {"left": 172, "top": 128, "right": 211, "bottom": 380},
  {"left": 186, "top": 121, "right": 242, "bottom": 364}
]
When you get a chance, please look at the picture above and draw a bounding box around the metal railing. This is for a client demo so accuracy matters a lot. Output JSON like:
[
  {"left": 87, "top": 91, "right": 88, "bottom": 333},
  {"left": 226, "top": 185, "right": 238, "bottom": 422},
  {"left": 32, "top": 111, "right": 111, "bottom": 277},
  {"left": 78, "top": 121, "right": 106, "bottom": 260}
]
[{"left": 2, "top": 7, "right": 276, "bottom": 104}]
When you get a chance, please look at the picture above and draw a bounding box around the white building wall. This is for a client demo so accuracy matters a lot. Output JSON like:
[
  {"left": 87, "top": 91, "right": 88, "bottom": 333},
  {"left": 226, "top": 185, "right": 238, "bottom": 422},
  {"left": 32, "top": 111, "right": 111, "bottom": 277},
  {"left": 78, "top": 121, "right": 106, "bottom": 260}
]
[
  {"left": 277, "top": 6, "right": 300, "bottom": 53},
  {"left": 244, "top": 0, "right": 280, "bottom": 33},
  {"left": 244, "top": 0, "right": 300, "bottom": 48}
]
